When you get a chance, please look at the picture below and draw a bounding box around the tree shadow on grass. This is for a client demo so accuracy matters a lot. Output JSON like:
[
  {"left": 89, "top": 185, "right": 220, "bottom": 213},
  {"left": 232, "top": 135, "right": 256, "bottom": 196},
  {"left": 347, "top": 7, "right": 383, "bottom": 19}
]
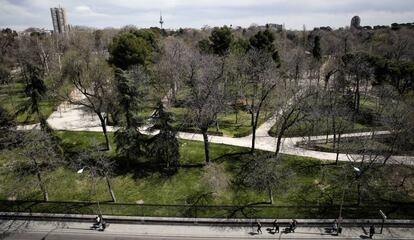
[{"left": 212, "top": 151, "right": 252, "bottom": 163}]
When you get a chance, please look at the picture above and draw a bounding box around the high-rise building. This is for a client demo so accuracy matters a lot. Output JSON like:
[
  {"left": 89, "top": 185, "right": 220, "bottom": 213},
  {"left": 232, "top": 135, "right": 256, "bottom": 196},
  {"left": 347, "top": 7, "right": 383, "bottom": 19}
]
[{"left": 50, "top": 7, "right": 68, "bottom": 34}]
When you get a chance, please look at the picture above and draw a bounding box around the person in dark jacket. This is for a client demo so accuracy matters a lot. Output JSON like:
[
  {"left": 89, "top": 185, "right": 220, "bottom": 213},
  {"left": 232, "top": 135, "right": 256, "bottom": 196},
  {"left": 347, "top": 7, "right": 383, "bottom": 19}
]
[
  {"left": 369, "top": 224, "right": 375, "bottom": 239},
  {"left": 256, "top": 221, "right": 262, "bottom": 234},
  {"left": 273, "top": 219, "right": 279, "bottom": 233}
]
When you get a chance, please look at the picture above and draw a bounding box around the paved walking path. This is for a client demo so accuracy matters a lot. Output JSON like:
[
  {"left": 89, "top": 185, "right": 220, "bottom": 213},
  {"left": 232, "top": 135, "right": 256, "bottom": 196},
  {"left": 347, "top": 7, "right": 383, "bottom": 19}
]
[
  {"left": 1, "top": 220, "right": 414, "bottom": 239},
  {"left": 16, "top": 94, "right": 414, "bottom": 165}
]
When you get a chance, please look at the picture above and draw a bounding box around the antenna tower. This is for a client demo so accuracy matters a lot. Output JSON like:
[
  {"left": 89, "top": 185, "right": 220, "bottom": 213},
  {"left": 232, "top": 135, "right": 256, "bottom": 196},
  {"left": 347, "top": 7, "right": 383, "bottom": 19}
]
[{"left": 159, "top": 12, "right": 164, "bottom": 29}]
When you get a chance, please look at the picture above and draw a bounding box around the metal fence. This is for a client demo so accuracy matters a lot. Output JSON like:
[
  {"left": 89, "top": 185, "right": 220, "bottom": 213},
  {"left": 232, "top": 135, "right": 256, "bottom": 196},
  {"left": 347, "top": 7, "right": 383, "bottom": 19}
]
[{"left": 0, "top": 200, "right": 412, "bottom": 219}]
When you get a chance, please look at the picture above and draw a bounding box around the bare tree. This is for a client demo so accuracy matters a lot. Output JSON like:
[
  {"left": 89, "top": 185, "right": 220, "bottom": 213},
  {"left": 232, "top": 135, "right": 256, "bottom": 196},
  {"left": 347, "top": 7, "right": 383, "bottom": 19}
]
[
  {"left": 74, "top": 142, "right": 117, "bottom": 202},
  {"left": 243, "top": 49, "right": 281, "bottom": 152},
  {"left": 224, "top": 50, "right": 248, "bottom": 125},
  {"left": 4, "top": 130, "right": 60, "bottom": 201},
  {"left": 319, "top": 90, "right": 354, "bottom": 164},
  {"left": 203, "top": 163, "right": 229, "bottom": 197},
  {"left": 154, "top": 37, "right": 190, "bottom": 105},
  {"left": 239, "top": 155, "right": 291, "bottom": 204},
  {"left": 272, "top": 88, "right": 313, "bottom": 157},
  {"left": 343, "top": 53, "right": 373, "bottom": 115},
  {"left": 185, "top": 52, "right": 225, "bottom": 164},
  {"left": 63, "top": 51, "right": 115, "bottom": 151}
]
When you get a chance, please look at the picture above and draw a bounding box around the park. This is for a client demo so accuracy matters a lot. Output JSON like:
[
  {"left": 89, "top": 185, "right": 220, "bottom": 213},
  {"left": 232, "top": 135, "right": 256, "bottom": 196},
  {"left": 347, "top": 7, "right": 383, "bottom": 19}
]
[{"left": 0, "top": 4, "right": 413, "bottom": 239}]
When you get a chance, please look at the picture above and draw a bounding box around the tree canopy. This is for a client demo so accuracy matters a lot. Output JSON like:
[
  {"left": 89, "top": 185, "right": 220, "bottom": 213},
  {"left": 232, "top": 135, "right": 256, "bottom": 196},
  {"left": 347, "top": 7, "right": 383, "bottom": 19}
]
[
  {"left": 109, "top": 30, "right": 158, "bottom": 70},
  {"left": 209, "top": 26, "right": 233, "bottom": 56}
]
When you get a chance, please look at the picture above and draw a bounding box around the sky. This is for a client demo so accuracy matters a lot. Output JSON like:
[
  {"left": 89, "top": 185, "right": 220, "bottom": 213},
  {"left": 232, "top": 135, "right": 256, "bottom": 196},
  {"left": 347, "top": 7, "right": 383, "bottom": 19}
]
[{"left": 1, "top": 0, "right": 414, "bottom": 31}]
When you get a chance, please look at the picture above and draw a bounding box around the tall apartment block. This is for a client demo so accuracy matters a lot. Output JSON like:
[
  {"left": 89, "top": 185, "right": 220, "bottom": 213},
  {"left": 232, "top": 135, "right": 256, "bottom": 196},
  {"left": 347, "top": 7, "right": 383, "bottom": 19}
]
[{"left": 50, "top": 7, "right": 68, "bottom": 34}]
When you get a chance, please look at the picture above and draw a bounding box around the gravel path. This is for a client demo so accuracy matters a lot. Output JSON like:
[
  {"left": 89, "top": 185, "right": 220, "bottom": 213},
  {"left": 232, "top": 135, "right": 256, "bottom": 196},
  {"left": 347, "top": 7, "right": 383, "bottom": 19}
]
[{"left": 17, "top": 96, "right": 414, "bottom": 165}]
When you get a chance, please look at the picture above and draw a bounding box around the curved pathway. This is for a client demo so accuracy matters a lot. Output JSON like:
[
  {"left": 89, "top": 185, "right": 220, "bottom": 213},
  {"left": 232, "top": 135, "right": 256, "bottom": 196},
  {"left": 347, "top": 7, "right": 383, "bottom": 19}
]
[{"left": 17, "top": 98, "right": 414, "bottom": 165}]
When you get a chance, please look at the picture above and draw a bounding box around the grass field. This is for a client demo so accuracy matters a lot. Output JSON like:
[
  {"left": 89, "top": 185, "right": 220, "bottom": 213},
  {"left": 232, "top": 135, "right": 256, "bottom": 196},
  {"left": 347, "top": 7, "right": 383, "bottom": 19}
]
[
  {"left": 170, "top": 107, "right": 269, "bottom": 137},
  {"left": 300, "top": 135, "right": 414, "bottom": 156},
  {"left": 269, "top": 97, "right": 382, "bottom": 137},
  {"left": 0, "top": 82, "right": 60, "bottom": 124}
]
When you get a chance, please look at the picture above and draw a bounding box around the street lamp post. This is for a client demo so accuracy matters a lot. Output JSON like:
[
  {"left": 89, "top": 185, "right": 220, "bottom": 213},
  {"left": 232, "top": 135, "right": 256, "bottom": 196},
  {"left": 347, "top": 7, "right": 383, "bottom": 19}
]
[
  {"left": 77, "top": 167, "right": 102, "bottom": 215},
  {"left": 338, "top": 166, "right": 361, "bottom": 230}
]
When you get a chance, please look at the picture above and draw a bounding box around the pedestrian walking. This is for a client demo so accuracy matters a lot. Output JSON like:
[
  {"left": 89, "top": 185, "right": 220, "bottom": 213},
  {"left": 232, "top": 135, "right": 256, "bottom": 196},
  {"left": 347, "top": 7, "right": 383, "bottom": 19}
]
[
  {"left": 273, "top": 219, "right": 279, "bottom": 233},
  {"left": 290, "top": 219, "right": 297, "bottom": 232},
  {"left": 256, "top": 221, "right": 262, "bottom": 234},
  {"left": 332, "top": 219, "right": 338, "bottom": 233},
  {"left": 369, "top": 224, "right": 375, "bottom": 239}
]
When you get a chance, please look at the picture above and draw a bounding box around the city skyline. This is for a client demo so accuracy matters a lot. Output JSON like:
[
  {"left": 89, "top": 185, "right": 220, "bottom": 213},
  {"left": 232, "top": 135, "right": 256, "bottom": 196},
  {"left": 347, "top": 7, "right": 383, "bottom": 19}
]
[{"left": 1, "top": 0, "right": 414, "bottom": 31}]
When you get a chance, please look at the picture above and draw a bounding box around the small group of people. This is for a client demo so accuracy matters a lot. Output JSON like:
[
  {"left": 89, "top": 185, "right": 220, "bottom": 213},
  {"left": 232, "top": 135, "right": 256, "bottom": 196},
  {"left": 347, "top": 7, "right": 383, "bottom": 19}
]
[
  {"left": 331, "top": 219, "right": 375, "bottom": 238},
  {"left": 92, "top": 214, "right": 107, "bottom": 231},
  {"left": 256, "top": 219, "right": 297, "bottom": 234}
]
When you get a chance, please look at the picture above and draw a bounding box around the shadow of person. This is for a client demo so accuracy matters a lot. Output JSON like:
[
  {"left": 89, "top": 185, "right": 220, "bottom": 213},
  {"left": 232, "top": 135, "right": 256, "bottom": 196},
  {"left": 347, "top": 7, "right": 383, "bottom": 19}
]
[
  {"left": 360, "top": 235, "right": 371, "bottom": 239},
  {"left": 324, "top": 227, "right": 333, "bottom": 233},
  {"left": 324, "top": 227, "right": 339, "bottom": 236},
  {"left": 282, "top": 227, "right": 291, "bottom": 234},
  {"left": 248, "top": 232, "right": 259, "bottom": 235},
  {"left": 362, "top": 226, "right": 368, "bottom": 235},
  {"left": 266, "top": 228, "right": 275, "bottom": 234}
]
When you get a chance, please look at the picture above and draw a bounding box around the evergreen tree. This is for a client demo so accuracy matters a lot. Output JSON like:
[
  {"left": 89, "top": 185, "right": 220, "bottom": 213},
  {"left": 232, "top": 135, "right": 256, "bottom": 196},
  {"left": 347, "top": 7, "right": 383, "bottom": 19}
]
[
  {"left": 249, "top": 30, "right": 280, "bottom": 64},
  {"left": 17, "top": 63, "right": 49, "bottom": 131},
  {"left": 148, "top": 101, "right": 180, "bottom": 173},
  {"left": 312, "top": 35, "right": 322, "bottom": 61},
  {"left": 209, "top": 26, "right": 233, "bottom": 56},
  {"left": 114, "top": 68, "right": 146, "bottom": 166}
]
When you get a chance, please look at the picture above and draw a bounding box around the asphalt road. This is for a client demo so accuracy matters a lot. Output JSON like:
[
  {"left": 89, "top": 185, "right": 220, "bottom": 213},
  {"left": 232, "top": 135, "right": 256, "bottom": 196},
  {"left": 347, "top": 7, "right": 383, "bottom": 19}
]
[{"left": 1, "top": 232, "right": 371, "bottom": 240}]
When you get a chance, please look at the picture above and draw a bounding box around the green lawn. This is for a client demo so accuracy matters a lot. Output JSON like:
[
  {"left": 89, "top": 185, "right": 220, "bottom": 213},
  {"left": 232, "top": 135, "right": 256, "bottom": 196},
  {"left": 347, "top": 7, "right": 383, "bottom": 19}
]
[
  {"left": 0, "top": 131, "right": 412, "bottom": 219},
  {"left": 269, "top": 96, "right": 383, "bottom": 137},
  {"left": 170, "top": 107, "right": 269, "bottom": 137},
  {"left": 0, "top": 82, "right": 60, "bottom": 124},
  {"left": 301, "top": 135, "right": 414, "bottom": 156},
  {"left": 269, "top": 116, "right": 373, "bottom": 137}
]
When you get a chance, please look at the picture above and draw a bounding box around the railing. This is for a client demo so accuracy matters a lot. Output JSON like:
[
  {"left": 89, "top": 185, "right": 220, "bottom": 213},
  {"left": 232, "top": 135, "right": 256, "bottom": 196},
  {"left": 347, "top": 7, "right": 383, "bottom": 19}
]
[{"left": 0, "top": 200, "right": 412, "bottom": 219}]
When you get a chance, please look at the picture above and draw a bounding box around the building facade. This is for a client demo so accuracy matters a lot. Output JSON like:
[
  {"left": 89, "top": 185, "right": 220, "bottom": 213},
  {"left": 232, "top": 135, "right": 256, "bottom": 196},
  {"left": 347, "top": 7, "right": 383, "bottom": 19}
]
[{"left": 50, "top": 7, "right": 68, "bottom": 34}]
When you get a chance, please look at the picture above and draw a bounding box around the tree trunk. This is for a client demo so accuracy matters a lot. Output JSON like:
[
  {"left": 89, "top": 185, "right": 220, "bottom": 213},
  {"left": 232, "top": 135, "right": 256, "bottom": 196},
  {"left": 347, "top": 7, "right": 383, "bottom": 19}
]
[
  {"left": 357, "top": 183, "right": 362, "bottom": 206},
  {"left": 235, "top": 110, "right": 238, "bottom": 124},
  {"left": 354, "top": 76, "right": 360, "bottom": 113},
  {"left": 172, "top": 82, "right": 177, "bottom": 104},
  {"left": 275, "top": 134, "right": 283, "bottom": 157},
  {"left": 251, "top": 124, "right": 257, "bottom": 153},
  {"left": 250, "top": 109, "right": 261, "bottom": 153},
  {"left": 275, "top": 121, "right": 287, "bottom": 157},
  {"left": 268, "top": 187, "right": 273, "bottom": 204},
  {"left": 335, "top": 133, "right": 341, "bottom": 165},
  {"left": 32, "top": 158, "right": 48, "bottom": 201},
  {"left": 98, "top": 113, "right": 111, "bottom": 151},
  {"left": 332, "top": 115, "right": 336, "bottom": 150},
  {"left": 58, "top": 54, "right": 62, "bottom": 73},
  {"left": 105, "top": 175, "right": 117, "bottom": 202},
  {"left": 36, "top": 170, "right": 48, "bottom": 201},
  {"left": 202, "top": 130, "right": 210, "bottom": 164}
]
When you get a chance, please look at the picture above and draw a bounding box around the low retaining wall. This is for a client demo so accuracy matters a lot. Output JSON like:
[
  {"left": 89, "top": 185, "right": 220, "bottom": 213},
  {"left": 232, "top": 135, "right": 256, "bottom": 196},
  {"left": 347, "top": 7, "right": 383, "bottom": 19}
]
[{"left": 1, "top": 212, "right": 413, "bottom": 227}]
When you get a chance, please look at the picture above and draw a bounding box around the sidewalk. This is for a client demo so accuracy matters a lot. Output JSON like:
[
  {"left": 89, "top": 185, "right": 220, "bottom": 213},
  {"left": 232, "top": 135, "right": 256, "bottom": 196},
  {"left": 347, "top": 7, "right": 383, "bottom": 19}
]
[{"left": 1, "top": 220, "right": 414, "bottom": 239}]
